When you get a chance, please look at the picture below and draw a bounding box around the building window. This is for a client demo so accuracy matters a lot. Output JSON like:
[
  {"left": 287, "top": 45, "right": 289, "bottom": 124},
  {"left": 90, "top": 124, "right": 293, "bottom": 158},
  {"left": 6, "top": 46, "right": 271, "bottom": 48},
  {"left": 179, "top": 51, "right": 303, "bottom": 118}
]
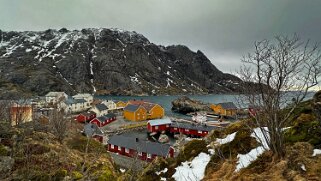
[
  {"left": 147, "top": 153, "right": 152, "bottom": 158},
  {"left": 155, "top": 126, "right": 158, "bottom": 130},
  {"left": 125, "top": 148, "right": 129, "bottom": 153},
  {"left": 111, "top": 144, "right": 114, "bottom": 149},
  {"left": 118, "top": 146, "right": 121, "bottom": 151},
  {"left": 138, "top": 152, "right": 142, "bottom": 156}
]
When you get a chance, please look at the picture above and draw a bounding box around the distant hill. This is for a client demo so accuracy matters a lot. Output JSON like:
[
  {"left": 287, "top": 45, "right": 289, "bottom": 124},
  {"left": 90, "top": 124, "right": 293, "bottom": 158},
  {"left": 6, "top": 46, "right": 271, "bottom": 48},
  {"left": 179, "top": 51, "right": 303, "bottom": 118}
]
[{"left": 0, "top": 28, "right": 242, "bottom": 97}]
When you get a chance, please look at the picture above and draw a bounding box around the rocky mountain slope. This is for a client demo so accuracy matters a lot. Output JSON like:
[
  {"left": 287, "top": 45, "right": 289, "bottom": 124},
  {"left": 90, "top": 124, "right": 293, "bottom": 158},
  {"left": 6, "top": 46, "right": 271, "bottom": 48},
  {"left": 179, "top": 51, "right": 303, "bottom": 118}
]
[{"left": 0, "top": 28, "right": 241, "bottom": 97}]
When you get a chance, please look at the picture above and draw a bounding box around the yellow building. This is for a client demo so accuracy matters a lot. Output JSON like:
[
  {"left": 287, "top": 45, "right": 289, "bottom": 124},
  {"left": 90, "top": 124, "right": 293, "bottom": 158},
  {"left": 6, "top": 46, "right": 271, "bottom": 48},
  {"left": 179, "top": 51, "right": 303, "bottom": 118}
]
[
  {"left": 123, "top": 104, "right": 147, "bottom": 121},
  {"left": 141, "top": 103, "right": 164, "bottom": 119},
  {"left": 211, "top": 102, "right": 237, "bottom": 116},
  {"left": 114, "top": 100, "right": 127, "bottom": 109}
]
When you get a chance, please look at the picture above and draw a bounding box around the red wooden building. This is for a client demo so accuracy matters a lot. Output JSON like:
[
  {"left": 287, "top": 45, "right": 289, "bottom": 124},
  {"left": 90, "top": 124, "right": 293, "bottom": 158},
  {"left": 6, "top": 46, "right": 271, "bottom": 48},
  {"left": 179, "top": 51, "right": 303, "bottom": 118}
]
[
  {"left": 147, "top": 118, "right": 172, "bottom": 133},
  {"left": 90, "top": 113, "right": 116, "bottom": 127},
  {"left": 169, "top": 122, "right": 217, "bottom": 137},
  {"left": 107, "top": 135, "right": 174, "bottom": 162},
  {"left": 76, "top": 111, "right": 96, "bottom": 123}
]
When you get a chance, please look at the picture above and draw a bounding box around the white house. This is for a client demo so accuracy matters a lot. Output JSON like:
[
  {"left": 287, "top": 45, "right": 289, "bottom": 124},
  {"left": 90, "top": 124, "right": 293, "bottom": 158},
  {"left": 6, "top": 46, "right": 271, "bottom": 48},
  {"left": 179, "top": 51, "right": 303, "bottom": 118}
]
[
  {"left": 72, "top": 93, "right": 94, "bottom": 105},
  {"left": 63, "top": 98, "right": 88, "bottom": 113},
  {"left": 45, "top": 92, "right": 68, "bottom": 104},
  {"left": 102, "top": 100, "right": 117, "bottom": 110},
  {"left": 90, "top": 103, "right": 108, "bottom": 117}
]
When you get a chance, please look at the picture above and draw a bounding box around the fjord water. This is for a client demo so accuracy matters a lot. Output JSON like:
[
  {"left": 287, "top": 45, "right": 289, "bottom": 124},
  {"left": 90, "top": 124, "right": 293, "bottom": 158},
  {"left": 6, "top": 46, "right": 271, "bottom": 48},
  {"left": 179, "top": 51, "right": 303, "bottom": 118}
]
[
  {"left": 96, "top": 94, "right": 240, "bottom": 116},
  {"left": 97, "top": 92, "right": 316, "bottom": 117}
]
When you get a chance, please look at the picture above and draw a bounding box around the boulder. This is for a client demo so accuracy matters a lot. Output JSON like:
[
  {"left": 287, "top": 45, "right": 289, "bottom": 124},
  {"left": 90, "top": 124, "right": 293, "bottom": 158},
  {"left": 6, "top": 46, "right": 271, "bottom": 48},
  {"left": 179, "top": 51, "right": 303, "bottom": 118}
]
[{"left": 171, "top": 96, "right": 212, "bottom": 114}]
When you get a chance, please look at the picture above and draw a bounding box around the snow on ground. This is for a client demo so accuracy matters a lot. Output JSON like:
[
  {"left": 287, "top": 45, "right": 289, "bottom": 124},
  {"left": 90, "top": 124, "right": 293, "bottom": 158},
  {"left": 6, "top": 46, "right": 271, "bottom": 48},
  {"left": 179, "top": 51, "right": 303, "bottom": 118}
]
[
  {"left": 251, "top": 127, "right": 269, "bottom": 149},
  {"left": 235, "top": 146, "right": 265, "bottom": 172},
  {"left": 312, "top": 149, "right": 321, "bottom": 156},
  {"left": 119, "top": 168, "right": 126, "bottom": 173},
  {"left": 156, "top": 168, "right": 168, "bottom": 175},
  {"left": 172, "top": 152, "right": 211, "bottom": 181},
  {"left": 235, "top": 127, "right": 270, "bottom": 172},
  {"left": 215, "top": 132, "right": 237, "bottom": 145}
]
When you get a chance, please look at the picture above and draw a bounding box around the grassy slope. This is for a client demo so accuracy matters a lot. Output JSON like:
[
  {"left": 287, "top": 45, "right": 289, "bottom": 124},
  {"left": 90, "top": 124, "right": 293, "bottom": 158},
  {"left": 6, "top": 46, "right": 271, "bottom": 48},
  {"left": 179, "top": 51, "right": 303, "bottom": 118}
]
[{"left": 0, "top": 122, "right": 118, "bottom": 180}]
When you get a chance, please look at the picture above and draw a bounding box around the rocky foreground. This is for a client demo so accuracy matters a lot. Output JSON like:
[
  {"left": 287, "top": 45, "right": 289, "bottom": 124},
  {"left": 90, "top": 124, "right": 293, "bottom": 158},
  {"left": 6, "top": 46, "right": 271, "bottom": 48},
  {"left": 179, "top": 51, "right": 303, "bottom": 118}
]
[{"left": 0, "top": 28, "right": 242, "bottom": 98}]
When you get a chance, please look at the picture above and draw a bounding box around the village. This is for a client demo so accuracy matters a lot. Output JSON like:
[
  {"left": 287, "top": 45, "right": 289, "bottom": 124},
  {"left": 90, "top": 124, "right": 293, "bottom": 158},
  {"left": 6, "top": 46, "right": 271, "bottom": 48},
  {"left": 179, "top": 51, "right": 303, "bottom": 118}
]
[{"left": 3, "top": 91, "right": 249, "bottom": 169}]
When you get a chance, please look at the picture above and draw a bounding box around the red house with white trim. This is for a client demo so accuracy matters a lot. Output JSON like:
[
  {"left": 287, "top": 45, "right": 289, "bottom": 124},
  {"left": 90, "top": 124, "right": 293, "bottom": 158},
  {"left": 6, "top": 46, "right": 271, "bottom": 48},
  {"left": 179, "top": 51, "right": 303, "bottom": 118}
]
[
  {"left": 107, "top": 135, "right": 174, "bottom": 162},
  {"left": 147, "top": 118, "right": 172, "bottom": 133},
  {"left": 90, "top": 113, "right": 116, "bottom": 127},
  {"left": 76, "top": 111, "right": 96, "bottom": 123},
  {"left": 169, "top": 122, "right": 217, "bottom": 137}
]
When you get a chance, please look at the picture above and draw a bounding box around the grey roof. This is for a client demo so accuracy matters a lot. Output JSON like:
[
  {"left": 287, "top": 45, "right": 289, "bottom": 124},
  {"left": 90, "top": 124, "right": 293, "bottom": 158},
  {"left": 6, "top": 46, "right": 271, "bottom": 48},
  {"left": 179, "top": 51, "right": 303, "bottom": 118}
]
[
  {"left": 65, "top": 97, "right": 86, "bottom": 105},
  {"left": 148, "top": 118, "right": 172, "bottom": 126},
  {"left": 84, "top": 123, "right": 104, "bottom": 137},
  {"left": 79, "top": 111, "right": 96, "bottom": 116},
  {"left": 123, "top": 104, "right": 141, "bottom": 112},
  {"left": 95, "top": 104, "right": 108, "bottom": 111},
  {"left": 108, "top": 135, "right": 172, "bottom": 157},
  {"left": 95, "top": 116, "right": 108, "bottom": 123},
  {"left": 170, "top": 122, "right": 217, "bottom": 132},
  {"left": 45, "top": 92, "right": 66, "bottom": 97},
  {"left": 105, "top": 113, "right": 116, "bottom": 119},
  {"left": 217, "top": 102, "right": 237, "bottom": 109}
]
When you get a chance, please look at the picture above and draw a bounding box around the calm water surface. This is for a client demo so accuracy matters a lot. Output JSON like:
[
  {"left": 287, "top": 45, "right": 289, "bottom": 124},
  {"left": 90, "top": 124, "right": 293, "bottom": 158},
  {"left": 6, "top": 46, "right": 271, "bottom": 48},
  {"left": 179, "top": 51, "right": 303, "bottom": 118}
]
[{"left": 96, "top": 94, "right": 240, "bottom": 116}]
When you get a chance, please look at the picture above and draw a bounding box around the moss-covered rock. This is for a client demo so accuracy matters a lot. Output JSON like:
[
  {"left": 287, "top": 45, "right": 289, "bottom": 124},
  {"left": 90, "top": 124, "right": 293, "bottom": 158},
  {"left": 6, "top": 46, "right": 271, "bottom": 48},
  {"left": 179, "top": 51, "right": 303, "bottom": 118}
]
[
  {"left": 285, "top": 113, "right": 321, "bottom": 146},
  {"left": 67, "top": 136, "right": 106, "bottom": 153},
  {"left": 0, "top": 144, "right": 9, "bottom": 156},
  {"left": 71, "top": 171, "right": 83, "bottom": 180},
  {"left": 176, "top": 139, "right": 208, "bottom": 164},
  {"left": 52, "top": 168, "right": 68, "bottom": 181},
  {"left": 97, "top": 169, "right": 115, "bottom": 181}
]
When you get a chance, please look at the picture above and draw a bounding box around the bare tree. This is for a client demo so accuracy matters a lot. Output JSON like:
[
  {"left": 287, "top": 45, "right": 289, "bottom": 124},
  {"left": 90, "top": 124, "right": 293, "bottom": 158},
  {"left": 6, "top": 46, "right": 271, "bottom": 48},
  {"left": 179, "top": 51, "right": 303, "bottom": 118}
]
[
  {"left": 239, "top": 34, "right": 321, "bottom": 158},
  {"left": 0, "top": 100, "right": 13, "bottom": 131},
  {"left": 49, "top": 109, "right": 68, "bottom": 143}
]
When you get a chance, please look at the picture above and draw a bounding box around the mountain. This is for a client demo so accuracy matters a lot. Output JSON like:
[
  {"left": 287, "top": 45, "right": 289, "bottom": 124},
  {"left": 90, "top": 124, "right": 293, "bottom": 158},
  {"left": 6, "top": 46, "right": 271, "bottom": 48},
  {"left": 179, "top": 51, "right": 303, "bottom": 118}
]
[{"left": 0, "top": 28, "right": 241, "bottom": 97}]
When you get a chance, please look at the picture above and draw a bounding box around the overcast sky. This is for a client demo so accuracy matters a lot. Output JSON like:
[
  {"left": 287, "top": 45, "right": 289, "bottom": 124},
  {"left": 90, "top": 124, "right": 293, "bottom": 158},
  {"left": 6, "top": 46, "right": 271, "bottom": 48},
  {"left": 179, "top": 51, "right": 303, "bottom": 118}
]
[{"left": 0, "top": 0, "right": 321, "bottom": 88}]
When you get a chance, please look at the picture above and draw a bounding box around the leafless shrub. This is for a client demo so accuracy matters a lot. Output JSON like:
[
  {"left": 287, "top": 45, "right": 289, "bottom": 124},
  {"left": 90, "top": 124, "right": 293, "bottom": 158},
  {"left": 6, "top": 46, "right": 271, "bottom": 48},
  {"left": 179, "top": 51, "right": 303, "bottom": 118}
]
[{"left": 239, "top": 34, "right": 321, "bottom": 158}]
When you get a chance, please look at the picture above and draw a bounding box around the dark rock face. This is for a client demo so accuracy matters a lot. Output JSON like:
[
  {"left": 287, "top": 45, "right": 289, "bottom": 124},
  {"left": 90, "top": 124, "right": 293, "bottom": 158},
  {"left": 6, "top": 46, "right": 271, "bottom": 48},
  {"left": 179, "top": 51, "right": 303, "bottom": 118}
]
[
  {"left": 171, "top": 96, "right": 212, "bottom": 114},
  {"left": 0, "top": 28, "right": 242, "bottom": 97}
]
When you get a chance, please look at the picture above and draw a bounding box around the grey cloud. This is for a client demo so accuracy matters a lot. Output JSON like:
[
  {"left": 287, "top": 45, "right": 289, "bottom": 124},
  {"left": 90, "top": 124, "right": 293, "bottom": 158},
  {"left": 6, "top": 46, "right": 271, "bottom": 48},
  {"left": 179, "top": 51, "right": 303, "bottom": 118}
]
[{"left": 1, "top": 0, "right": 321, "bottom": 74}]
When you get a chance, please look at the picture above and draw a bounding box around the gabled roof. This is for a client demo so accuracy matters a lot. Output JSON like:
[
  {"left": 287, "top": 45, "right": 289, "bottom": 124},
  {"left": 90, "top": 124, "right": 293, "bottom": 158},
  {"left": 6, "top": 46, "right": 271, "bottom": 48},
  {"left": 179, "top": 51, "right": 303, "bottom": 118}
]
[
  {"left": 84, "top": 123, "right": 104, "bottom": 137},
  {"left": 124, "top": 104, "right": 143, "bottom": 112},
  {"left": 148, "top": 118, "right": 172, "bottom": 126},
  {"left": 113, "top": 100, "right": 125, "bottom": 104},
  {"left": 141, "top": 102, "right": 157, "bottom": 111},
  {"left": 65, "top": 98, "right": 86, "bottom": 105},
  {"left": 79, "top": 111, "right": 96, "bottom": 117},
  {"left": 217, "top": 102, "right": 237, "bottom": 110},
  {"left": 73, "top": 93, "right": 92, "bottom": 98},
  {"left": 170, "top": 122, "right": 217, "bottom": 132},
  {"left": 95, "top": 104, "right": 108, "bottom": 111},
  {"left": 105, "top": 113, "right": 116, "bottom": 119},
  {"left": 108, "top": 135, "right": 172, "bottom": 157},
  {"left": 94, "top": 116, "right": 108, "bottom": 123},
  {"left": 45, "top": 92, "right": 66, "bottom": 97}
]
